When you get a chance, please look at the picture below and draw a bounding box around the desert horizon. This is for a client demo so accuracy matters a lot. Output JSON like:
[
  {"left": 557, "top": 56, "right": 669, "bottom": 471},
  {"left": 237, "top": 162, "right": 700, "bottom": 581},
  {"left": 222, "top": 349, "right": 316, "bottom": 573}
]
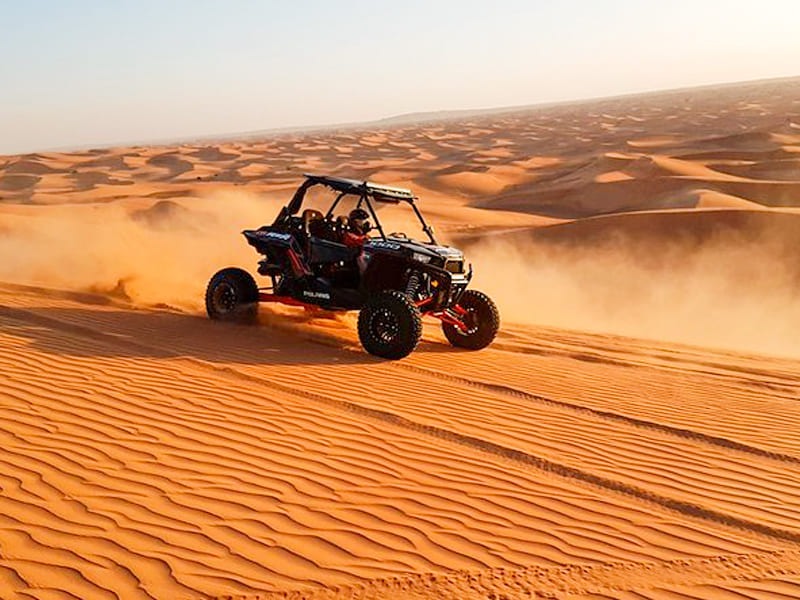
[
  {"left": 18, "top": 74, "right": 797, "bottom": 157},
  {"left": 3, "top": 61, "right": 800, "bottom": 600}
]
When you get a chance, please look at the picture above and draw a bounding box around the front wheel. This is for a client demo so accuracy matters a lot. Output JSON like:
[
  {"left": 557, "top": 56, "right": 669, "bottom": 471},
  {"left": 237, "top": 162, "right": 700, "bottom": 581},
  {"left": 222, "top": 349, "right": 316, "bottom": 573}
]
[
  {"left": 205, "top": 267, "right": 259, "bottom": 323},
  {"left": 358, "top": 291, "right": 422, "bottom": 359},
  {"left": 442, "top": 289, "right": 499, "bottom": 350}
]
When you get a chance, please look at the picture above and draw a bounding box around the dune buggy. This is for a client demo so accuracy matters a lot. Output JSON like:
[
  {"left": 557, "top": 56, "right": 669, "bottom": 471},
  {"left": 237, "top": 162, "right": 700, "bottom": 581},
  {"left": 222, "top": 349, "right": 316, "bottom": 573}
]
[{"left": 206, "top": 174, "right": 499, "bottom": 359}]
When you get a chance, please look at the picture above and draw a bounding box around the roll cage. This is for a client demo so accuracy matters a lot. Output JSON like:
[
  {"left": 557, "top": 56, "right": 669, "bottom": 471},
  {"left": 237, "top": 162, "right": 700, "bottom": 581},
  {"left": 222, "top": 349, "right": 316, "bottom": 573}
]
[{"left": 274, "top": 173, "right": 438, "bottom": 244}]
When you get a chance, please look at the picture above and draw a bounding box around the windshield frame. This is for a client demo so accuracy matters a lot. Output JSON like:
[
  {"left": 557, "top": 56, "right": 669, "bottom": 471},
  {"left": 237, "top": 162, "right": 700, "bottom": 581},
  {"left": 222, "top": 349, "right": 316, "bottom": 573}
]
[
  {"left": 293, "top": 177, "right": 438, "bottom": 245},
  {"left": 357, "top": 192, "right": 437, "bottom": 245}
]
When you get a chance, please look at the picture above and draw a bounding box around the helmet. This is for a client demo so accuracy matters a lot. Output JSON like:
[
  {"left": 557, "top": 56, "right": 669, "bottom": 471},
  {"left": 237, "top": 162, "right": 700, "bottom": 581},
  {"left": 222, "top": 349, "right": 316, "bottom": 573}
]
[{"left": 348, "top": 208, "right": 372, "bottom": 235}]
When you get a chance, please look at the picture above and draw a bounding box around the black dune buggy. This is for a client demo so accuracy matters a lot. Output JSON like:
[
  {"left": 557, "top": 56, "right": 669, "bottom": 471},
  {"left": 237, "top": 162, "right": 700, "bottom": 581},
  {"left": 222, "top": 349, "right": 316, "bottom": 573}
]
[{"left": 206, "top": 174, "right": 499, "bottom": 359}]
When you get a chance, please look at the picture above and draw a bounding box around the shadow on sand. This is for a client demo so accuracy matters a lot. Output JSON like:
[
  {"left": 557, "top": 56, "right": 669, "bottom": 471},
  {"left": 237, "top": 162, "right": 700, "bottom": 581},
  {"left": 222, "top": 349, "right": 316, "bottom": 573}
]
[{"left": 0, "top": 300, "right": 458, "bottom": 367}]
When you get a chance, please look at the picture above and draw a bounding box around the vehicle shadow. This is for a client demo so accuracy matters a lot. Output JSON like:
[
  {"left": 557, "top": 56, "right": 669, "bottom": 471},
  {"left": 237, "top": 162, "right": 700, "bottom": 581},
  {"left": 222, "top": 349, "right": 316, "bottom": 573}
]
[{"left": 0, "top": 303, "right": 456, "bottom": 366}]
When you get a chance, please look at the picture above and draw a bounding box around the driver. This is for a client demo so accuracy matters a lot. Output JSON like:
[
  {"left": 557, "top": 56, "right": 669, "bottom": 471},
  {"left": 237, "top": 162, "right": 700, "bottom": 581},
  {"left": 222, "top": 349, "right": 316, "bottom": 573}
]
[
  {"left": 343, "top": 208, "right": 372, "bottom": 274},
  {"left": 342, "top": 208, "right": 371, "bottom": 248}
]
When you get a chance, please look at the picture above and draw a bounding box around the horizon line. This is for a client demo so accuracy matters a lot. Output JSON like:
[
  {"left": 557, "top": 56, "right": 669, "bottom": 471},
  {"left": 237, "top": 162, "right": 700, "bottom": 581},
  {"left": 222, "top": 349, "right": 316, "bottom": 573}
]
[{"left": 9, "top": 73, "right": 800, "bottom": 158}]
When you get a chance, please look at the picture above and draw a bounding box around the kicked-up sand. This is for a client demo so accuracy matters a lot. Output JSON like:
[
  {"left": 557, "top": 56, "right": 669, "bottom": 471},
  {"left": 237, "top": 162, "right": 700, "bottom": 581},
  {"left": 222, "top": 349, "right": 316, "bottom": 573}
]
[{"left": 2, "top": 76, "right": 800, "bottom": 598}]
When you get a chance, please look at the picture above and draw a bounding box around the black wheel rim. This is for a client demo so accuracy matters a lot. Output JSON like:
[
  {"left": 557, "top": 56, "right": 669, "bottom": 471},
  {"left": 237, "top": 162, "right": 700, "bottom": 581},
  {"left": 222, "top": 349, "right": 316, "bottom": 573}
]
[
  {"left": 369, "top": 308, "right": 400, "bottom": 345},
  {"left": 212, "top": 282, "right": 237, "bottom": 314}
]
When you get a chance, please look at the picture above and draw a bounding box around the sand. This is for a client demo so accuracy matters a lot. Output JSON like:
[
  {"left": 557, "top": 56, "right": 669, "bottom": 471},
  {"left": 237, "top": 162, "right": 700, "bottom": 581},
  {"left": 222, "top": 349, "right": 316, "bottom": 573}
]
[{"left": 1, "top": 77, "right": 800, "bottom": 599}]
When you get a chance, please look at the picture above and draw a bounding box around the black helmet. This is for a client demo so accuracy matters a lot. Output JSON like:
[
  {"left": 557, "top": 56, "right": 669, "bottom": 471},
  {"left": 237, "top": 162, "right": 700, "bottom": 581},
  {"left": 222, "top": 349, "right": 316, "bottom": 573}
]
[{"left": 348, "top": 208, "right": 371, "bottom": 234}]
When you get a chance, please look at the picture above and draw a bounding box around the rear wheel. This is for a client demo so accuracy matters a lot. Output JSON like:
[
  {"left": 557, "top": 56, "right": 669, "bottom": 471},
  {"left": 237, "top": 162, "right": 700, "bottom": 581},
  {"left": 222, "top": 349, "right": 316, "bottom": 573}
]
[
  {"left": 358, "top": 291, "right": 422, "bottom": 359},
  {"left": 205, "top": 267, "right": 259, "bottom": 323},
  {"left": 442, "top": 289, "right": 499, "bottom": 350}
]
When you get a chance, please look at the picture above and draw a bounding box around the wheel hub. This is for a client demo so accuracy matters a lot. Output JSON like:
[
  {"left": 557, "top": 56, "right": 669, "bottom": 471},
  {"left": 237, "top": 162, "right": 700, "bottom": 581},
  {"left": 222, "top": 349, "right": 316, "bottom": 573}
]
[
  {"left": 213, "top": 283, "right": 237, "bottom": 313},
  {"left": 370, "top": 308, "right": 399, "bottom": 344}
]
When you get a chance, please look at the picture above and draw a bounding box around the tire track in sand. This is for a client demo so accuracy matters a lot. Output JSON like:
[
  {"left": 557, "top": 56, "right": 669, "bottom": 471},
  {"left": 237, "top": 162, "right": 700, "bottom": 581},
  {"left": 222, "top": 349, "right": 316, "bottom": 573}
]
[
  {"left": 3, "top": 301, "right": 800, "bottom": 549},
  {"left": 5, "top": 298, "right": 795, "bottom": 469},
  {"left": 391, "top": 361, "right": 800, "bottom": 466},
  {"left": 224, "top": 548, "right": 800, "bottom": 600},
  {"left": 3, "top": 302, "right": 777, "bottom": 599}
]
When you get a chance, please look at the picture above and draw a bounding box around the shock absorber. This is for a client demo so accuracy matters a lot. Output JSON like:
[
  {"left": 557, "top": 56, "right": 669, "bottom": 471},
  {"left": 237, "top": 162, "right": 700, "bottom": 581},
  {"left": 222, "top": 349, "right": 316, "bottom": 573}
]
[{"left": 405, "top": 270, "right": 422, "bottom": 298}]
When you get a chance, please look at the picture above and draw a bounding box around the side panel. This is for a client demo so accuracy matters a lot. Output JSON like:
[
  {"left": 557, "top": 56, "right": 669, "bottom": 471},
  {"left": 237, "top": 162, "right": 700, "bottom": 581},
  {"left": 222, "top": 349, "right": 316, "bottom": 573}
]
[
  {"left": 361, "top": 253, "right": 410, "bottom": 293},
  {"left": 242, "top": 229, "right": 310, "bottom": 279},
  {"left": 243, "top": 229, "right": 294, "bottom": 253},
  {"left": 308, "top": 238, "right": 359, "bottom": 265}
]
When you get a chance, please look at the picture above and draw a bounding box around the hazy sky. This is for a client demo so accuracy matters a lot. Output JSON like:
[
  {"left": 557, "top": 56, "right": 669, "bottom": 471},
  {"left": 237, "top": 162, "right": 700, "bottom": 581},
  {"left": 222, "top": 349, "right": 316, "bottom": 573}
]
[{"left": 1, "top": 0, "right": 798, "bottom": 154}]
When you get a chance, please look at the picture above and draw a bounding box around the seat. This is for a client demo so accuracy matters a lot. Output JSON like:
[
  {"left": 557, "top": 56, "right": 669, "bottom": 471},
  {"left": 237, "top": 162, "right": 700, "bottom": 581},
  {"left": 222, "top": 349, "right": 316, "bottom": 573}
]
[
  {"left": 302, "top": 209, "right": 324, "bottom": 236},
  {"left": 299, "top": 209, "right": 324, "bottom": 254}
]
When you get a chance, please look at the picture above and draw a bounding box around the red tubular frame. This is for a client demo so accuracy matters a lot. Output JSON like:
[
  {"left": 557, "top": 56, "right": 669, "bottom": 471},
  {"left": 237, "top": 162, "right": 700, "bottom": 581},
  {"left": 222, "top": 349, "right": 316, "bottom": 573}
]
[
  {"left": 426, "top": 310, "right": 467, "bottom": 331},
  {"left": 258, "top": 292, "right": 471, "bottom": 332},
  {"left": 258, "top": 292, "right": 316, "bottom": 308},
  {"left": 451, "top": 304, "right": 468, "bottom": 317},
  {"left": 415, "top": 296, "right": 434, "bottom": 309},
  {"left": 417, "top": 296, "right": 469, "bottom": 332},
  {"left": 286, "top": 248, "right": 311, "bottom": 277}
]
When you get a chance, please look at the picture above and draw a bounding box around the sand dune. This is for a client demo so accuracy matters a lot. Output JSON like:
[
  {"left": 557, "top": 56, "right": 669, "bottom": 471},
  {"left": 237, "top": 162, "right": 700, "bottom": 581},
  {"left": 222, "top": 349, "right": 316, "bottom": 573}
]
[
  {"left": 691, "top": 189, "right": 765, "bottom": 209},
  {"left": 520, "top": 207, "right": 800, "bottom": 250},
  {"left": 1, "top": 284, "right": 799, "bottom": 599},
  {"left": 2, "top": 77, "right": 800, "bottom": 598}
]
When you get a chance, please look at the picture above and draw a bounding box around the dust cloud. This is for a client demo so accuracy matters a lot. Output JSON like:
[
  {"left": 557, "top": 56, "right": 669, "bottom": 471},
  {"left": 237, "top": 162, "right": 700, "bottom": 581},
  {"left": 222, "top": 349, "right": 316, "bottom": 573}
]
[
  {"left": 0, "top": 191, "right": 285, "bottom": 311},
  {"left": 465, "top": 227, "right": 800, "bottom": 358},
  {"left": 4, "top": 195, "right": 800, "bottom": 357}
]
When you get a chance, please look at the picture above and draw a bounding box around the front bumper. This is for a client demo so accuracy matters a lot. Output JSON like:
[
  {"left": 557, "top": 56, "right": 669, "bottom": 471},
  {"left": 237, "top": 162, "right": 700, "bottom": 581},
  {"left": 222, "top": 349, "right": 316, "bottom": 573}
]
[{"left": 419, "top": 263, "right": 472, "bottom": 310}]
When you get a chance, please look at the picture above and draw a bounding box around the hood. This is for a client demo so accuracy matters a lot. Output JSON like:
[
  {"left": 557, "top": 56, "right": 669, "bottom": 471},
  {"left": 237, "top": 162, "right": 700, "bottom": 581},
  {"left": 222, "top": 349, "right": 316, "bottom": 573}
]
[{"left": 364, "top": 236, "right": 464, "bottom": 262}]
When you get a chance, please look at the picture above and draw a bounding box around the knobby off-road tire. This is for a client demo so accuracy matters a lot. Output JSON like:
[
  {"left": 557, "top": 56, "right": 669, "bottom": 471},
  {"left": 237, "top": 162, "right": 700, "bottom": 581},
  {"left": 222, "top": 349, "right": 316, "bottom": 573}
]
[
  {"left": 358, "top": 291, "right": 422, "bottom": 359},
  {"left": 205, "top": 267, "right": 259, "bottom": 324},
  {"left": 442, "top": 289, "right": 500, "bottom": 350}
]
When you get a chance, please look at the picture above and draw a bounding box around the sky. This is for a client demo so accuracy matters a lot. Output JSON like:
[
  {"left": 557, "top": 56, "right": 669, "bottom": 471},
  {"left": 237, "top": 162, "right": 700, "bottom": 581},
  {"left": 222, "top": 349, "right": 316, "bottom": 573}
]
[{"left": 1, "top": 0, "right": 798, "bottom": 155}]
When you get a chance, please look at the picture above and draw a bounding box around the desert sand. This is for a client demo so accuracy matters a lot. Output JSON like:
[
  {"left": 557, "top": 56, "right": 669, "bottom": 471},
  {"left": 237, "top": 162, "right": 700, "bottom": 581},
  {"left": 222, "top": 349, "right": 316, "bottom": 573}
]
[{"left": 2, "top": 77, "right": 800, "bottom": 598}]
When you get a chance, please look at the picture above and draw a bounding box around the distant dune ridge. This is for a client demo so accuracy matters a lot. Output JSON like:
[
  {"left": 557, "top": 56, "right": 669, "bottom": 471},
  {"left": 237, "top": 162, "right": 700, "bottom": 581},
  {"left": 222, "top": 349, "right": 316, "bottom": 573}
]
[{"left": 2, "top": 77, "right": 800, "bottom": 598}]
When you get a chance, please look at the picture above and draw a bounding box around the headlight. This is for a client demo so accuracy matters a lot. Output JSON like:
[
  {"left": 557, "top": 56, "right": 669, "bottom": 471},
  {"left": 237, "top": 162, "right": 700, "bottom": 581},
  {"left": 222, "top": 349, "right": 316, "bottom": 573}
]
[
  {"left": 412, "top": 252, "right": 432, "bottom": 264},
  {"left": 445, "top": 260, "right": 464, "bottom": 274}
]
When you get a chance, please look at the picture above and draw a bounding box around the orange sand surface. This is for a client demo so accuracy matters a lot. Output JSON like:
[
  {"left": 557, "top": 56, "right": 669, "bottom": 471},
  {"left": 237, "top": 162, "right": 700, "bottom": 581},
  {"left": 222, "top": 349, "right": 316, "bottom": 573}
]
[{"left": 2, "top": 77, "right": 800, "bottom": 598}]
